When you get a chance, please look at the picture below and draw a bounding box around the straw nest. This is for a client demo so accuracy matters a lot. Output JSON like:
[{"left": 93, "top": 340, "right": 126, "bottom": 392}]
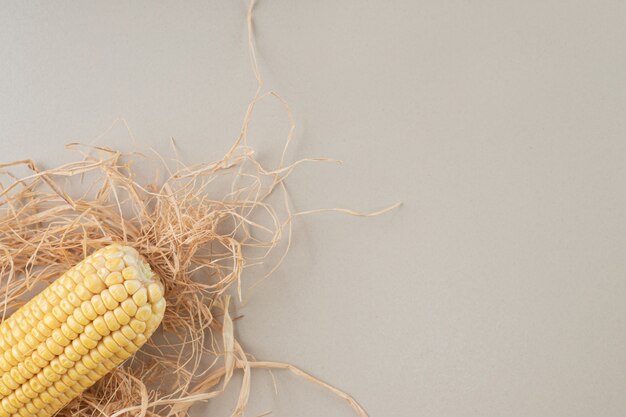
[{"left": 0, "top": 2, "right": 398, "bottom": 416}]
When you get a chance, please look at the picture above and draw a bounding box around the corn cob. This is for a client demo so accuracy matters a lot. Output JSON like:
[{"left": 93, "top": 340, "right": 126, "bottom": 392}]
[{"left": 0, "top": 244, "right": 165, "bottom": 417}]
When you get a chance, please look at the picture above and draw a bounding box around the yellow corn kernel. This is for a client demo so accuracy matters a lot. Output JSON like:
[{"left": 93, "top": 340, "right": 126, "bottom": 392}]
[
  {"left": 123, "top": 280, "right": 141, "bottom": 295},
  {"left": 95, "top": 344, "right": 113, "bottom": 360},
  {"left": 66, "top": 292, "right": 80, "bottom": 307},
  {"left": 120, "top": 325, "right": 137, "bottom": 341},
  {"left": 152, "top": 298, "right": 166, "bottom": 315},
  {"left": 90, "top": 295, "right": 107, "bottom": 315},
  {"left": 100, "top": 290, "right": 119, "bottom": 310},
  {"left": 108, "top": 284, "right": 128, "bottom": 303},
  {"left": 36, "top": 345, "right": 54, "bottom": 362},
  {"left": 71, "top": 308, "right": 89, "bottom": 326},
  {"left": 135, "top": 305, "right": 152, "bottom": 322},
  {"left": 0, "top": 244, "right": 164, "bottom": 417},
  {"left": 89, "top": 350, "right": 104, "bottom": 364},
  {"left": 90, "top": 255, "right": 106, "bottom": 268},
  {"left": 104, "top": 272, "right": 123, "bottom": 286},
  {"left": 83, "top": 274, "right": 105, "bottom": 294},
  {"left": 74, "top": 284, "right": 91, "bottom": 301},
  {"left": 121, "top": 266, "right": 138, "bottom": 281},
  {"left": 65, "top": 316, "right": 83, "bottom": 334},
  {"left": 0, "top": 382, "right": 11, "bottom": 396},
  {"left": 147, "top": 283, "right": 163, "bottom": 303},
  {"left": 132, "top": 288, "right": 148, "bottom": 306},
  {"left": 49, "top": 359, "right": 64, "bottom": 376},
  {"left": 79, "top": 333, "right": 97, "bottom": 350},
  {"left": 58, "top": 299, "right": 74, "bottom": 316},
  {"left": 57, "top": 355, "right": 73, "bottom": 369},
  {"left": 9, "top": 368, "right": 25, "bottom": 385},
  {"left": 113, "top": 307, "right": 131, "bottom": 326},
  {"left": 51, "top": 329, "right": 69, "bottom": 347},
  {"left": 80, "top": 301, "right": 97, "bottom": 321},
  {"left": 92, "top": 317, "right": 110, "bottom": 337},
  {"left": 45, "top": 339, "right": 63, "bottom": 356},
  {"left": 83, "top": 324, "right": 100, "bottom": 341},
  {"left": 129, "top": 319, "right": 146, "bottom": 334},
  {"left": 104, "top": 258, "right": 124, "bottom": 272},
  {"left": 103, "top": 312, "right": 121, "bottom": 332},
  {"left": 120, "top": 298, "right": 137, "bottom": 316},
  {"left": 30, "top": 353, "right": 47, "bottom": 369},
  {"left": 50, "top": 306, "right": 67, "bottom": 323}
]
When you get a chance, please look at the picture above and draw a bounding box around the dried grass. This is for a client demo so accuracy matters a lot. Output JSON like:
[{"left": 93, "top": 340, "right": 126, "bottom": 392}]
[{"left": 0, "top": 1, "right": 399, "bottom": 417}]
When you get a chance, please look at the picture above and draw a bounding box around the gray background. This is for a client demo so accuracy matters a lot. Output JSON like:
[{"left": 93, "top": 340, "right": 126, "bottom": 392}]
[{"left": 2, "top": 1, "right": 626, "bottom": 416}]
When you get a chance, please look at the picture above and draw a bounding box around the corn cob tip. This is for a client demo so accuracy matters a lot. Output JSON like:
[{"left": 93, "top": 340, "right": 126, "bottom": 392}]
[{"left": 0, "top": 243, "right": 165, "bottom": 417}]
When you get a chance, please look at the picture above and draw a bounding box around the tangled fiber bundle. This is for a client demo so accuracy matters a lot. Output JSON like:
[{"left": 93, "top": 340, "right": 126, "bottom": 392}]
[
  {"left": 0, "top": 1, "right": 398, "bottom": 416},
  {"left": 0, "top": 140, "right": 370, "bottom": 417}
]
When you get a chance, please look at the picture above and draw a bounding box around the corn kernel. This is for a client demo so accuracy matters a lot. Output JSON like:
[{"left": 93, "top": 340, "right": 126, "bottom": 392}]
[
  {"left": 22, "top": 383, "right": 36, "bottom": 399},
  {"left": 109, "top": 284, "right": 128, "bottom": 303},
  {"left": 80, "top": 301, "right": 97, "bottom": 321},
  {"left": 77, "top": 262, "right": 96, "bottom": 276},
  {"left": 122, "top": 266, "right": 138, "bottom": 280},
  {"left": 74, "top": 284, "right": 91, "bottom": 301},
  {"left": 90, "top": 294, "right": 107, "bottom": 315},
  {"left": 121, "top": 325, "right": 137, "bottom": 340},
  {"left": 83, "top": 324, "right": 100, "bottom": 341},
  {"left": 66, "top": 292, "right": 81, "bottom": 307},
  {"left": 135, "top": 305, "right": 152, "bottom": 321},
  {"left": 82, "top": 356, "right": 96, "bottom": 370},
  {"left": 42, "top": 315, "right": 60, "bottom": 331},
  {"left": 105, "top": 271, "right": 123, "bottom": 286},
  {"left": 63, "top": 345, "right": 80, "bottom": 362},
  {"left": 148, "top": 283, "right": 163, "bottom": 303},
  {"left": 121, "top": 298, "right": 138, "bottom": 316},
  {"left": 102, "top": 336, "right": 120, "bottom": 353},
  {"left": 79, "top": 333, "right": 97, "bottom": 350},
  {"left": 152, "top": 298, "right": 166, "bottom": 315},
  {"left": 96, "top": 344, "right": 113, "bottom": 359},
  {"left": 71, "top": 308, "right": 89, "bottom": 326},
  {"left": 0, "top": 381, "right": 11, "bottom": 396},
  {"left": 100, "top": 290, "right": 119, "bottom": 310},
  {"left": 58, "top": 299, "right": 74, "bottom": 316},
  {"left": 25, "top": 333, "right": 39, "bottom": 349},
  {"left": 49, "top": 359, "right": 64, "bottom": 375},
  {"left": 30, "top": 353, "right": 47, "bottom": 369},
  {"left": 91, "top": 255, "right": 106, "bottom": 268},
  {"left": 103, "top": 311, "right": 121, "bottom": 332},
  {"left": 65, "top": 316, "right": 83, "bottom": 334},
  {"left": 46, "top": 339, "right": 63, "bottom": 356},
  {"left": 123, "top": 280, "right": 141, "bottom": 295},
  {"left": 36, "top": 344, "right": 54, "bottom": 361},
  {"left": 7, "top": 394, "right": 20, "bottom": 408},
  {"left": 132, "top": 288, "right": 148, "bottom": 306},
  {"left": 113, "top": 307, "right": 131, "bottom": 325},
  {"left": 23, "top": 358, "right": 39, "bottom": 375},
  {"left": 50, "top": 330, "right": 69, "bottom": 348},
  {"left": 71, "top": 339, "right": 88, "bottom": 356},
  {"left": 105, "top": 258, "right": 124, "bottom": 272},
  {"left": 92, "top": 317, "right": 109, "bottom": 337},
  {"left": 89, "top": 350, "right": 104, "bottom": 364},
  {"left": 10, "top": 367, "right": 26, "bottom": 384},
  {"left": 58, "top": 355, "right": 73, "bottom": 369},
  {"left": 35, "top": 373, "right": 52, "bottom": 388},
  {"left": 83, "top": 273, "right": 105, "bottom": 293}
]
